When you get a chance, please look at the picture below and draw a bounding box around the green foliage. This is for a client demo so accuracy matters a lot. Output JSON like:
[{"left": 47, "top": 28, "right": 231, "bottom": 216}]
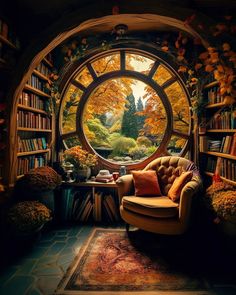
[
  {"left": 108, "top": 132, "right": 121, "bottom": 144},
  {"left": 129, "top": 145, "right": 147, "bottom": 160},
  {"left": 86, "top": 118, "right": 111, "bottom": 147},
  {"left": 111, "top": 136, "right": 137, "bottom": 157},
  {"left": 121, "top": 93, "right": 138, "bottom": 139},
  {"left": 136, "top": 136, "right": 152, "bottom": 147},
  {"left": 136, "top": 97, "right": 146, "bottom": 132},
  {"left": 146, "top": 146, "right": 157, "bottom": 156}
]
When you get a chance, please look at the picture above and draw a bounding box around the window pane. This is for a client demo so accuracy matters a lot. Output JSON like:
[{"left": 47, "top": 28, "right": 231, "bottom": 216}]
[
  {"left": 75, "top": 66, "right": 93, "bottom": 87},
  {"left": 165, "top": 81, "right": 190, "bottom": 134},
  {"left": 61, "top": 84, "right": 83, "bottom": 134},
  {"left": 92, "top": 54, "right": 120, "bottom": 76},
  {"left": 126, "top": 53, "right": 154, "bottom": 74},
  {"left": 153, "top": 64, "right": 172, "bottom": 86},
  {"left": 83, "top": 78, "right": 167, "bottom": 165},
  {"left": 167, "top": 135, "right": 187, "bottom": 156},
  {"left": 63, "top": 135, "right": 81, "bottom": 149}
]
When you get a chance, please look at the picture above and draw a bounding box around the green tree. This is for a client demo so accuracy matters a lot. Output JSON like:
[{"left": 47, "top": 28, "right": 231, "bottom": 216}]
[
  {"left": 121, "top": 93, "right": 138, "bottom": 139},
  {"left": 136, "top": 97, "right": 146, "bottom": 132}
]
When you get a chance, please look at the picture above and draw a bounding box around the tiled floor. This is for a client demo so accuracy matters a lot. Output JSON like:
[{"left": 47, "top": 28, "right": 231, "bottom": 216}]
[{"left": 0, "top": 222, "right": 235, "bottom": 295}]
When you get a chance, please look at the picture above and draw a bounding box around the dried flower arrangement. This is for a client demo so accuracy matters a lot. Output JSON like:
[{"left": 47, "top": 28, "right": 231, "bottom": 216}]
[
  {"left": 63, "top": 146, "right": 98, "bottom": 169},
  {"left": 205, "top": 180, "right": 236, "bottom": 224},
  {"left": 23, "top": 166, "right": 62, "bottom": 191},
  {"left": 7, "top": 201, "right": 52, "bottom": 233}
]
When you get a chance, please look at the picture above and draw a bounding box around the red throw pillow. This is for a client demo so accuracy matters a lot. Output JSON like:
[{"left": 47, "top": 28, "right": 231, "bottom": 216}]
[
  {"left": 168, "top": 171, "right": 193, "bottom": 202},
  {"left": 132, "top": 170, "right": 161, "bottom": 196}
]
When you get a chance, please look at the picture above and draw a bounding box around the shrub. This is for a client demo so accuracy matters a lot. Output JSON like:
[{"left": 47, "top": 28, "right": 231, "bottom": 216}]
[
  {"left": 129, "top": 145, "right": 147, "bottom": 160},
  {"left": 146, "top": 146, "right": 157, "bottom": 157},
  {"left": 136, "top": 136, "right": 152, "bottom": 147},
  {"left": 111, "top": 136, "right": 137, "bottom": 157}
]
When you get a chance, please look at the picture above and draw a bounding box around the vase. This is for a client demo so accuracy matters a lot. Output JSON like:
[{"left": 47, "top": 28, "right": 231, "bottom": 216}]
[{"left": 77, "top": 167, "right": 91, "bottom": 181}]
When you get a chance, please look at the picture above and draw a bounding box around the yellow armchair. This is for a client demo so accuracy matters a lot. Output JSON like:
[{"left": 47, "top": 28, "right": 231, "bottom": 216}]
[{"left": 116, "top": 156, "right": 202, "bottom": 235}]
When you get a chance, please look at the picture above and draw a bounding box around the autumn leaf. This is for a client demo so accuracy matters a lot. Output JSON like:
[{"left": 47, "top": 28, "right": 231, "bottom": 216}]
[
  {"left": 199, "top": 52, "right": 208, "bottom": 60},
  {"left": 222, "top": 43, "right": 231, "bottom": 51},
  {"left": 205, "top": 65, "right": 214, "bottom": 72},
  {"left": 217, "top": 65, "right": 224, "bottom": 73},
  {"left": 161, "top": 46, "right": 169, "bottom": 52},
  {"left": 178, "top": 66, "right": 187, "bottom": 73},
  {"left": 195, "top": 63, "right": 202, "bottom": 71}
]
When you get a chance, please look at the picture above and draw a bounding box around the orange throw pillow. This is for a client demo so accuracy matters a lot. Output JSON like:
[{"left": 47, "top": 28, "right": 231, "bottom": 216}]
[
  {"left": 168, "top": 171, "right": 193, "bottom": 202},
  {"left": 132, "top": 170, "right": 161, "bottom": 196}
]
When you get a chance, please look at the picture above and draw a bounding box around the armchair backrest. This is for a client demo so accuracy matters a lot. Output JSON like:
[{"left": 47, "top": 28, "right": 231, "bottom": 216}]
[{"left": 144, "top": 156, "right": 200, "bottom": 196}]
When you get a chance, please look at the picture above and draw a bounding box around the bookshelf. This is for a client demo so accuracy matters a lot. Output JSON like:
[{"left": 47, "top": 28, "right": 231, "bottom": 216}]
[
  {"left": 16, "top": 54, "right": 54, "bottom": 178},
  {"left": 60, "top": 181, "right": 120, "bottom": 223},
  {"left": 0, "top": 17, "right": 20, "bottom": 193},
  {"left": 199, "top": 76, "right": 236, "bottom": 186}
]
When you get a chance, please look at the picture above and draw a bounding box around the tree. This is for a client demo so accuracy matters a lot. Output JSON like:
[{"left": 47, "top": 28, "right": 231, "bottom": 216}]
[
  {"left": 136, "top": 97, "right": 146, "bottom": 132},
  {"left": 121, "top": 93, "right": 138, "bottom": 139}
]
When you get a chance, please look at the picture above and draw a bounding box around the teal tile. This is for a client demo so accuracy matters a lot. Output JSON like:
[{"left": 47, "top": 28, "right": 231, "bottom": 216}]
[
  {"left": 0, "top": 275, "right": 35, "bottom": 295},
  {"left": 57, "top": 253, "right": 74, "bottom": 267},
  {"left": 54, "top": 236, "right": 68, "bottom": 242},
  {"left": 0, "top": 266, "right": 18, "bottom": 286},
  {"left": 26, "top": 246, "right": 48, "bottom": 259},
  {"left": 41, "top": 231, "right": 56, "bottom": 241},
  {"left": 69, "top": 226, "right": 82, "bottom": 237},
  {"left": 26, "top": 287, "right": 41, "bottom": 295},
  {"left": 36, "top": 255, "right": 57, "bottom": 267},
  {"left": 36, "top": 275, "right": 61, "bottom": 294},
  {"left": 46, "top": 242, "right": 66, "bottom": 256},
  {"left": 32, "top": 265, "right": 62, "bottom": 276},
  {"left": 15, "top": 259, "right": 37, "bottom": 275},
  {"left": 66, "top": 237, "right": 78, "bottom": 247},
  {"left": 55, "top": 230, "right": 68, "bottom": 236},
  {"left": 60, "top": 246, "right": 74, "bottom": 256},
  {"left": 60, "top": 261, "right": 72, "bottom": 273}
]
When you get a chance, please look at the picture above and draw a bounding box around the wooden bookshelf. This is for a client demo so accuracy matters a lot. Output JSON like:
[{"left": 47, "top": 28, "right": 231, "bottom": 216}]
[
  {"left": 33, "top": 69, "right": 49, "bottom": 81},
  {"left": 201, "top": 151, "right": 236, "bottom": 161},
  {"left": 0, "top": 34, "right": 18, "bottom": 50},
  {"left": 18, "top": 104, "right": 48, "bottom": 115},
  {"left": 43, "top": 57, "right": 53, "bottom": 68},
  {"left": 199, "top": 74, "right": 236, "bottom": 186},
  {"left": 205, "top": 172, "right": 236, "bottom": 186},
  {"left": 17, "top": 149, "right": 50, "bottom": 157},
  {"left": 17, "top": 127, "right": 52, "bottom": 132},
  {"left": 24, "top": 84, "right": 51, "bottom": 98}
]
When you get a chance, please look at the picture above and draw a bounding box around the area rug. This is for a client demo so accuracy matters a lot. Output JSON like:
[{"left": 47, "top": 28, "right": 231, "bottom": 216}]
[{"left": 55, "top": 228, "right": 210, "bottom": 295}]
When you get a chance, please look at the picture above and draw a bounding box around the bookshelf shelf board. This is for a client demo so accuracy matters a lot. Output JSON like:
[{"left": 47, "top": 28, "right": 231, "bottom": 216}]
[
  {"left": 18, "top": 104, "right": 48, "bottom": 115},
  {"left": 43, "top": 58, "right": 53, "bottom": 68},
  {"left": 205, "top": 102, "right": 228, "bottom": 109},
  {"left": 201, "top": 151, "right": 236, "bottom": 160},
  {"left": 17, "top": 149, "right": 50, "bottom": 157},
  {"left": 16, "top": 174, "right": 24, "bottom": 180},
  {"left": 24, "top": 84, "right": 51, "bottom": 98},
  {"left": 17, "top": 127, "right": 52, "bottom": 132},
  {"left": 0, "top": 34, "right": 18, "bottom": 50},
  {"left": 205, "top": 172, "right": 236, "bottom": 186},
  {"left": 206, "top": 129, "right": 236, "bottom": 133},
  {"left": 204, "top": 80, "right": 219, "bottom": 89},
  {"left": 33, "top": 69, "right": 48, "bottom": 81}
]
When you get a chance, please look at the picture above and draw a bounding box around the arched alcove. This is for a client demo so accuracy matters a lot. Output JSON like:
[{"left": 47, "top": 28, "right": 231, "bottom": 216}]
[{"left": 7, "top": 3, "right": 215, "bottom": 185}]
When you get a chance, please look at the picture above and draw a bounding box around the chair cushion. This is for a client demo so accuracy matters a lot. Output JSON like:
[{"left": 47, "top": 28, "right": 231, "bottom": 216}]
[
  {"left": 132, "top": 170, "right": 161, "bottom": 196},
  {"left": 168, "top": 171, "right": 193, "bottom": 202},
  {"left": 122, "top": 196, "right": 179, "bottom": 218}
]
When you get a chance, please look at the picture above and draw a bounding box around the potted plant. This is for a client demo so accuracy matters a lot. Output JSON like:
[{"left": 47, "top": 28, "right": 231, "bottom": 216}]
[
  {"left": 20, "top": 166, "right": 62, "bottom": 212},
  {"left": 6, "top": 201, "right": 52, "bottom": 238},
  {"left": 205, "top": 180, "right": 236, "bottom": 236},
  {"left": 63, "top": 146, "right": 98, "bottom": 181}
]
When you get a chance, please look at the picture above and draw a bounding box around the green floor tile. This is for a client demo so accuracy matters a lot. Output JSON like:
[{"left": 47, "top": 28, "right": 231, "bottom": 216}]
[
  {"left": 45, "top": 242, "right": 66, "bottom": 256},
  {"left": 0, "top": 275, "right": 35, "bottom": 295}
]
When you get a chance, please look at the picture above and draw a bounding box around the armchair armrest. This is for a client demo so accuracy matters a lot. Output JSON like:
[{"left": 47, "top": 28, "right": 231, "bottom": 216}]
[
  {"left": 116, "top": 174, "right": 134, "bottom": 204},
  {"left": 179, "top": 176, "right": 202, "bottom": 222}
]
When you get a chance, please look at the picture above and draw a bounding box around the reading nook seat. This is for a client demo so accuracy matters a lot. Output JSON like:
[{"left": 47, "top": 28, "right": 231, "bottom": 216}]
[{"left": 116, "top": 156, "right": 202, "bottom": 235}]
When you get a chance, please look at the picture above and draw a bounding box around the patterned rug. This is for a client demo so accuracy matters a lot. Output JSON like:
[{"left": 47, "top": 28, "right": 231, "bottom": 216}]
[{"left": 55, "top": 228, "right": 210, "bottom": 295}]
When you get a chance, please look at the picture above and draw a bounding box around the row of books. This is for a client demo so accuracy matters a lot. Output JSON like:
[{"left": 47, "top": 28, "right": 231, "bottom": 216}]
[
  {"left": 206, "top": 157, "right": 236, "bottom": 182},
  {"left": 205, "top": 86, "right": 222, "bottom": 104},
  {"left": 0, "top": 19, "right": 20, "bottom": 48},
  {"left": 17, "top": 110, "right": 51, "bottom": 129},
  {"left": 61, "top": 189, "right": 120, "bottom": 223},
  {"left": 208, "top": 109, "right": 236, "bottom": 129},
  {"left": 18, "top": 137, "right": 47, "bottom": 152},
  {"left": 35, "top": 62, "right": 51, "bottom": 77},
  {"left": 27, "top": 75, "right": 45, "bottom": 92},
  {"left": 19, "top": 91, "right": 45, "bottom": 110},
  {"left": 17, "top": 154, "right": 48, "bottom": 175},
  {"left": 200, "top": 135, "right": 236, "bottom": 156}
]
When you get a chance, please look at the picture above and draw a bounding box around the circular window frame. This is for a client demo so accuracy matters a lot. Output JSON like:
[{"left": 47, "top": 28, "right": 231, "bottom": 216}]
[{"left": 59, "top": 45, "right": 192, "bottom": 170}]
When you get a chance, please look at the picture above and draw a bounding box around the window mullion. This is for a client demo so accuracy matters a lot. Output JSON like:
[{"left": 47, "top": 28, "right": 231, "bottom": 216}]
[{"left": 148, "top": 60, "right": 160, "bottom": 79}]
